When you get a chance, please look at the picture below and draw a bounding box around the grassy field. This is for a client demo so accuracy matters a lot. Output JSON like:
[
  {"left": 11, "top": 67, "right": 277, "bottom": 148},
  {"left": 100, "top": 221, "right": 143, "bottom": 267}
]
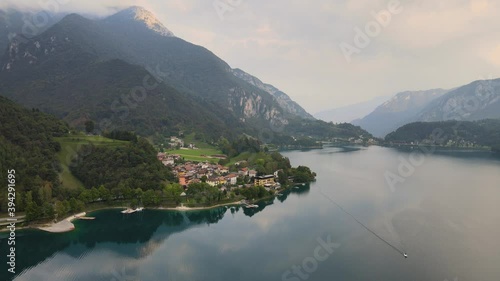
[
  {"left": 182, "top": 133, "right": 218, "bottom": 149},
  {"left": 169, "top": 147, "right": 224, "bottom": 163},
  {"left": 55, "top": 135, "right": 129, "bottom": 189}
]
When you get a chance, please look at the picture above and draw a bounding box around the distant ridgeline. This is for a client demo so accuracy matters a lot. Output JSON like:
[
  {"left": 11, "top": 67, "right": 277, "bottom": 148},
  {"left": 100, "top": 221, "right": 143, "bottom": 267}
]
[{"left": 385, "top": 119, "right": 500, "bottom": 151}]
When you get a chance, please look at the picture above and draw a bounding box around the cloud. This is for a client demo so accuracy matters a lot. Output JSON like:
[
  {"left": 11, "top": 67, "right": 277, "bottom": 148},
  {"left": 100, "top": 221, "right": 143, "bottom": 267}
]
[{"left": 1, "top": 0, "right": 499, "bottom": 112}]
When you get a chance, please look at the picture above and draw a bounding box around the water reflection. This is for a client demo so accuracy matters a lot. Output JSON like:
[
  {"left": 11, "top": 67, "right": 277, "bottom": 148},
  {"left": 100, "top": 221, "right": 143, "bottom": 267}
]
[{"left": 2, "top": 146, "right": 500, "bottom": 281}]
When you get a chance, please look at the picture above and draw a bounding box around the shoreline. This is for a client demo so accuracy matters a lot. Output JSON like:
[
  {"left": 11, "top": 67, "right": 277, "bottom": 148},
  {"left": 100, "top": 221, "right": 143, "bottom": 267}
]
[
  {"left": 27, "top": 200, "right": 246, "bottom": 233},
  {"left": 3, "top": 183, "right": 307, "bottom": 234},
  {"left": 37, "top": 212, "right": 87, "bottom": 233}
]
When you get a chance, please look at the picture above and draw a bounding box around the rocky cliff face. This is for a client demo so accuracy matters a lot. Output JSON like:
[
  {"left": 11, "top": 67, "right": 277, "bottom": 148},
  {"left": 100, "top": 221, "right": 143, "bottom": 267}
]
[{"left": 231, "top": 68, "right": 314, "bottom": 120}]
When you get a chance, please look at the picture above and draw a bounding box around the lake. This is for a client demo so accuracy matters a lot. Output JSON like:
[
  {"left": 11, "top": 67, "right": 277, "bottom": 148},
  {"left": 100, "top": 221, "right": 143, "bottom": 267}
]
[{"left": 2, "top": 146, "right": 500, "bottom": 281}]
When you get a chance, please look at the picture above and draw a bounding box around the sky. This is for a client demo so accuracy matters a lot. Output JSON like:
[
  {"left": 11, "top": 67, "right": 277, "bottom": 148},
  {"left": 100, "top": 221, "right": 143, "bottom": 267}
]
[{"left": 2, "top": 0, "right": 500, "bottom": 113}]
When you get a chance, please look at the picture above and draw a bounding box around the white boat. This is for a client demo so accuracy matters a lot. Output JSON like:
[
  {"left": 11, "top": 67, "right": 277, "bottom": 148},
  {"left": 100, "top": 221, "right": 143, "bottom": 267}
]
[
  {"left": 244, "top": 204, "right": 258, "bottom": 208},
  {"left": 135, "top": 207, "right": 144, "bottom": 212},
  {"left": 404, "top": 253, "right": 408, "bottom": 258}
]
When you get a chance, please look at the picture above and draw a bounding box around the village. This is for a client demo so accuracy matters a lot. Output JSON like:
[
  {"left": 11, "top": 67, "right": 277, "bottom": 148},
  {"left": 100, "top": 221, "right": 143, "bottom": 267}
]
[{"left": 157, "top": 152, "right": 282, "bottom": 192}]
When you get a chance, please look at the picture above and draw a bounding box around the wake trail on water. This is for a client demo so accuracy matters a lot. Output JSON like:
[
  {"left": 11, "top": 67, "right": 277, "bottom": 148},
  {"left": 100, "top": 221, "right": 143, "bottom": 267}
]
[{"left": 320, "top": 190, "right": 406, "bottom": 257}]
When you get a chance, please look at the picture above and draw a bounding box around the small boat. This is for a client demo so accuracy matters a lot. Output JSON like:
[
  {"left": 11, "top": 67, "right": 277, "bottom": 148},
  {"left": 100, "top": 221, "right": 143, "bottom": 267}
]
[
  {"left": 277, "top": 193, "right": 283, "bottom": 196},
  {"left": 135, "top": 207, "right": 144, "bottom": 212},
  {"left": 244, "top": 204, "right": 258, "bottom": 209},
  {"left": 404, "top": 253, "right": 408, "bottom": 258}
]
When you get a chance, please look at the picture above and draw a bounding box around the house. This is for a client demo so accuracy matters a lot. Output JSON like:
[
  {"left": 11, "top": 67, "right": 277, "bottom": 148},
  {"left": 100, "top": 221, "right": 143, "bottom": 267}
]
[
  {"left": 254, "top": 175, "right": 275, "bottom": 187},
  {"left": 162, "top": 157, "right": 175, "bottom": 166},
  {"left": 217, "top": 165, "right": 229, "bottom": 174},
  {"left": 238, "top": 167, "right": 248, "bottom": 176},
  {"left": 225, "top": 173, "right": 238, "bottom": 185},
  {"left": 179, "top": 174, "right": 188, "bottom": 186},
  {"left": 248, "top": 170, "right": 257, "bottom": 178},
  {"left": 207, "top": 177, "right": 219, "bottom": 187}
]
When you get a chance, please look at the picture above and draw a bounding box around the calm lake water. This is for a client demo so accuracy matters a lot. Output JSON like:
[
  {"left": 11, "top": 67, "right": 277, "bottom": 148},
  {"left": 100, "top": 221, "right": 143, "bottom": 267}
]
[{"left": 2, "top": 146, "right": 500, "bottom": 281}]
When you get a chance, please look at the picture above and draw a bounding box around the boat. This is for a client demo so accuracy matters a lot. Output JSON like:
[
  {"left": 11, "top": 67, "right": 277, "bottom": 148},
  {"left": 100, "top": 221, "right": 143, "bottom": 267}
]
[
  {"left": 135, "top": 207, "right": 144, "bottom": 212},
  {"left": 404, "top": 253, "right": 408, "bottom": 258},
  {"left": 244, "top": 204, "right": 258, "bottom": 209},
  {"left": 277, "top": 193, "right": 283, "bottom": 196}
]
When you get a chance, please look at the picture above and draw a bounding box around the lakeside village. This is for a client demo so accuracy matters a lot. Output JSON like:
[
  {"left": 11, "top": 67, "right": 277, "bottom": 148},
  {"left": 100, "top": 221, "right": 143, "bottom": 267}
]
[
  {"left": 157, "top": 152, "right": 282, "bottom": 194},
  {"left": 154, "top": 136, "right": 315, "bottom": 207}
]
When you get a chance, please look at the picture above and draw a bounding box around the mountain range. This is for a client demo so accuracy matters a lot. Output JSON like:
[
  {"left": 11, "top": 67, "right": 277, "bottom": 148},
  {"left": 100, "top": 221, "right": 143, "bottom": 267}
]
[
  {"left": 0, "top": 6, "right": 371, "bottom": 142},
  {"left": 353, "top": 89, "right": 448, "bottom": 137},
  {"left": 354, "top": 79, "right": 500, "bottom": 138}
]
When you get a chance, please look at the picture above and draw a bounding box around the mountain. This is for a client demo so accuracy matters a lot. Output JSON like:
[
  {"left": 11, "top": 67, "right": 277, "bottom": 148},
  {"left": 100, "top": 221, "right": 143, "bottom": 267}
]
[
  {"left": 104, "top": 6, "right": 174, "bottom": 37},
  {"left": 0, "top": 9, "right": 65, "bottom": 53},
  {"left": 315, "top": 95, "right": 391, "bottom": 123},
  {"left": 0, "top": 7, "right": 371, "bottom": 142},
  {"left": 0, "top": 22, "right": 244, "bottom": 139},
  {"left": 417, "top": 79, "right": 500, "bottom": 122},
  {"left": 353, "top": 89, "right": 448, "bottom": 137},
  {"left": 385, "top": 119, "right": 500, "bottom": 150},
  {"left": 231, "top": 68, "right": 314, "bottom": 119}
]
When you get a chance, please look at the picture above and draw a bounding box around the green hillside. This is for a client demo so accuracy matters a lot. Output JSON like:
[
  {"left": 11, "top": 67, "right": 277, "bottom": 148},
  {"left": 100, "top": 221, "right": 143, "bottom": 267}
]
[
  {"left": 385, "top": 119, "right": 500, "bottom": 150},
  {"left": 55, "top": 135, "right": 129, "bottom": 190},
  {"left": 0, "top": 96, "right": 68, "bottom": 217}
]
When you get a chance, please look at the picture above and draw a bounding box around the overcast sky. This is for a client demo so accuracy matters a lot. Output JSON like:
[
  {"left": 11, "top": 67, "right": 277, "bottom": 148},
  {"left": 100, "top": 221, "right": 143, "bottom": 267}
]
[{"left": 3, "top": 0, "right": 500, "bottom": 113}]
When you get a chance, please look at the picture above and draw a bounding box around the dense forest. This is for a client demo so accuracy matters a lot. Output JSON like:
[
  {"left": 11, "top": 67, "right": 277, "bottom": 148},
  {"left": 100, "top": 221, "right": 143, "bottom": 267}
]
[
  {"left": 284, "top": 119, "right": 372, "bottom": 140},
  {"left": 385, "top": 119, "right": 500, "bottom": 150},
  {"left": 0, "top": 96, "right": 69, "bottom": 219},
  {"left": 0, "top": 96, "right": 316, "bottom": 223},
  {"left": 70, "top": 138, "right": 176, "bottom": 191}
]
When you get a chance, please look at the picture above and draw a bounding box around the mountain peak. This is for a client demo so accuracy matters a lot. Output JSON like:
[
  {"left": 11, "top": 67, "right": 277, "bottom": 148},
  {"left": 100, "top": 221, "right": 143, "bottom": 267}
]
[{"left": 105, "top": 6, "right": 174, "bottom": 37}]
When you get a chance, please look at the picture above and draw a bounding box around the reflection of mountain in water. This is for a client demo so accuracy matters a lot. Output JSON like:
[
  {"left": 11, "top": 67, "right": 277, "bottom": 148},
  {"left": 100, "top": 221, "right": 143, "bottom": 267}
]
[{"left": 1, "top": 191, "right": 302, "bottom": 278}]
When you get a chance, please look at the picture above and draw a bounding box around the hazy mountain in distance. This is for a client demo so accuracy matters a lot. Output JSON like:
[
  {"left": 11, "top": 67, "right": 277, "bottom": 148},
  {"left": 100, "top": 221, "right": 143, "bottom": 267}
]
[
  {"left": 231, "top": 68, "right": 314, "bottom": 120},
  {"left": 314, "top": 95, "right": 391, "bottom": 123},
  {"left": 417, "top": 78, "right": 500, "bottom": 122},
  {"left": 353, "top": 89, "right": 448, "bottom": 137}
]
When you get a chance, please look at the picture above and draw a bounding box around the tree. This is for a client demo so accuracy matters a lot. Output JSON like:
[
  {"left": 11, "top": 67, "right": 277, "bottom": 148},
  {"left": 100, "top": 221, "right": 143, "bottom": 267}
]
[
  {"left": 142, "top": 190, "right": 160, "bottom": 207},
  {"left": 84, "top": 120, "right": 95, "bottom": 134}
]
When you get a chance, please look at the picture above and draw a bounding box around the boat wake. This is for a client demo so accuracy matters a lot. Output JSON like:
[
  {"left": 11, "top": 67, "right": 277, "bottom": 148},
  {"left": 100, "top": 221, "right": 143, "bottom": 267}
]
[{"left": 319, "top": 189, "right": 407, "bottom": 258}]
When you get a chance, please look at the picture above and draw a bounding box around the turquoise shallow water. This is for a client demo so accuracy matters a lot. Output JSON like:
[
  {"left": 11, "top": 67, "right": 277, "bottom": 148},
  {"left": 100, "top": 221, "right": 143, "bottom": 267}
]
[{"left": 2, "top": 146, "right": 500, "bottom": 281}]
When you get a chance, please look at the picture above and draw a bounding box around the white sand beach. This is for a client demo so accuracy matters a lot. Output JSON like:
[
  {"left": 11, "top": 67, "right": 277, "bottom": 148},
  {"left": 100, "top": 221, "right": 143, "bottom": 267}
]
[{"left": 38, "top": 212, "right": 87, "bottom": 233}]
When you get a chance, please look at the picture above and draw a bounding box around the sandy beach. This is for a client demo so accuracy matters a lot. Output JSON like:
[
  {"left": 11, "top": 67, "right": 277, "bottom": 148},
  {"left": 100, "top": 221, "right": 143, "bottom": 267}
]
[{"left": 38, "top": 212, "right": 86, "bottom": 233}]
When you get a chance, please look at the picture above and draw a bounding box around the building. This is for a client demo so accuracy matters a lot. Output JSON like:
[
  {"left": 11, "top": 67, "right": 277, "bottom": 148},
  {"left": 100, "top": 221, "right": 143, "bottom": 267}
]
[
  {"left": 248, "top": 170, "right": 257, "bottom": 178},
  {"left": 225, "top": 173, "right": 238, "bottom": 185},
  {"left": 254, "top": 175, "right": 275, "bottom": 187}
]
